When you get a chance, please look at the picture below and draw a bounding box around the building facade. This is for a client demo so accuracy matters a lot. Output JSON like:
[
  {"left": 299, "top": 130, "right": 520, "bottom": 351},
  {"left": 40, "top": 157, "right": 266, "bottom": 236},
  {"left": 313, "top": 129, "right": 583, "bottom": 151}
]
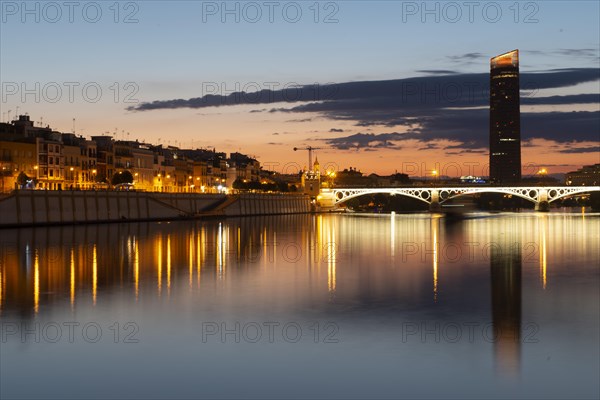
[
  {"left": 489, "top": 49, "right": 521, "bottom": 184},
  {"left": 565, "top": 164, "right": 600, "bottom": 186},
  {"left": 1, "top": 115, "right": 260, "bottom": 193},
  {"left": 0, "top": 140, "right": 37, "bottom": 191}
]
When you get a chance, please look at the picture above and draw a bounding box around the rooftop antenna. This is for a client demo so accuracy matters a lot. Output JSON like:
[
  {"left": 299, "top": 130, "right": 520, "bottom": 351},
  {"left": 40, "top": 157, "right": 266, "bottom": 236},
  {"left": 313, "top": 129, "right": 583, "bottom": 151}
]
[
  {"left": 72, "top": 118, "right": 76, "bottom": 133},
  {"left": 7, "top": 110, "right": 11, "bottom": 122},
  {"left": 16, "top": 106, "right": 20, "bottom": 117}
]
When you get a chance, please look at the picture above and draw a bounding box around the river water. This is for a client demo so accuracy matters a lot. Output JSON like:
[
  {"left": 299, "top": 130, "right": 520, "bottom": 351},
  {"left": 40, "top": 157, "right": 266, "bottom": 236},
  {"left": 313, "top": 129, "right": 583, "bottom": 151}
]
[{"left": 1, "top": 211, "right": 598, "bottom": 399}]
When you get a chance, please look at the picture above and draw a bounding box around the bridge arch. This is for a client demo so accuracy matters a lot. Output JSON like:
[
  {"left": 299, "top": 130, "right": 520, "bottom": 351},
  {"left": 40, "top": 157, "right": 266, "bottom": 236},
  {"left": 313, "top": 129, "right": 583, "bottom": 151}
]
[
  {"left": 545, "top": 187, "right": 599, "bottom": 203},
  {"left": 440, "top": 188, "right": 540, "bottom": 205},
  {"left": 332, "top": 188, "right": 432, "bottom": 205}
]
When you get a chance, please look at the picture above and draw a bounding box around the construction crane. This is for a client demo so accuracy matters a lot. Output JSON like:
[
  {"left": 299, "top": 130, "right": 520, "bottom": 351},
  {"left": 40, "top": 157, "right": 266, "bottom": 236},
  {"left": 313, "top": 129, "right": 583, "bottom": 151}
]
[{"left": 293, "top": 146, "right": 323, "bottom": 171}]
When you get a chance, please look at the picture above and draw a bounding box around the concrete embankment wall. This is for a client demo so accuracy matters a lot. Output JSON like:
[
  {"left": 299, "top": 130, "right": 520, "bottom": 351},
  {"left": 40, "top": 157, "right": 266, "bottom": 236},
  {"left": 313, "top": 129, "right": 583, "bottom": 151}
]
[
  {"left": 0, "top": 190, "right": 311, "bottom": 227},
  {"left": 218, "top": 193, "right": 311, "bottom": 216}
]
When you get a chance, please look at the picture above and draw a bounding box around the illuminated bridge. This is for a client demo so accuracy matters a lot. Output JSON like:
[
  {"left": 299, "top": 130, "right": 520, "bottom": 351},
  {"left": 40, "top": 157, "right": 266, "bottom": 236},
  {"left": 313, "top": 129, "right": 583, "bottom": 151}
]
[{"left": 321, "top": 186, "right": 600, "bottom": 212}]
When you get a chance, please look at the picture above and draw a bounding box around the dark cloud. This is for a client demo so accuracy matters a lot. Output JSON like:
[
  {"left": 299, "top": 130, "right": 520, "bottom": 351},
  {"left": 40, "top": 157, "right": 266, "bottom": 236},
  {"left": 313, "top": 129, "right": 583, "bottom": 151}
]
[
  {"left": 523, "top": 93, "right": 600, "bottom": 105},
  {"left": 324, "top": 132, "right": 405, "bottom": 150},
  {"left": 446, "top": 52, "right": 486, "bottom": 62},
  {"left": 446, "top": 149, "right": 487, "bottom": 155},
  {"left": 286, "top": 118, "right": 313, "bottom": 123},
  {"left": 129, "top": 68, "right": 599, "bottom": 151},
  {"left": 130, "top": 68, "right": 599, "bottom": 112},
  {"left": 329, "top": 128, "right": 344, "bottom": 133},
  {"left": 522, "top": 111, "right": 600, "bottom": 143},
  {"left": 527, "top": 48, "right": 599, "bottom": 59},
  {"left": 322, "top": 110, "right": 599, "bottom": 151},
  {"left": 418, "top": 143, "right": 442, "bottom": 151},
  {"left": 416, "top": 70, "right": 460, "bottom": 75},
  {"left": 556, "top": 48, "right": 599, "bottom": 58},
  {"left": 559, "top": 146, "right": 600, "bottom": 154}
]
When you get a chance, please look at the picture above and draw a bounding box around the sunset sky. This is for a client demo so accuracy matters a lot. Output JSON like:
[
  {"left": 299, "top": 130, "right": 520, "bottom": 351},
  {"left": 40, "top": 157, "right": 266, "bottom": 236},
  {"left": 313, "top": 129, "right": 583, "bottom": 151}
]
[{"left": 1, "top": 1, "right": 598, "bottom": 176}]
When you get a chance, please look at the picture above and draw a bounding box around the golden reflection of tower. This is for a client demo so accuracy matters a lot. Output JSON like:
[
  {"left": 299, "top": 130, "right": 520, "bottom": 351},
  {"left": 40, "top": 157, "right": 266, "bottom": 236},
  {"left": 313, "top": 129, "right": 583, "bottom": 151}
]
[
  {"left": 0, "top": 256, "right": 3, "bottom": 315},
  {"left": 156, "top": 235, "right": 163, "bottom": 296},
  {"left": 326, "top": 219, "right": 336, "bottom": 293},
  {"left": 538, "top": 214, "right": 548, "bottom": 290},
  {"left": 490, "top": 233, "right": 522, "bottom": 377},
  {"left": 92, "top": 245, "right": 98, "bottom": 306},
  {"left": 134, "top": 239, "right": 140, "bottom": 300},
  {"left": 34, "top": 251, "right": 40, "bottom": 313},
  {"left": 431, "top": 217, "right": 440, "bottom": 302}
]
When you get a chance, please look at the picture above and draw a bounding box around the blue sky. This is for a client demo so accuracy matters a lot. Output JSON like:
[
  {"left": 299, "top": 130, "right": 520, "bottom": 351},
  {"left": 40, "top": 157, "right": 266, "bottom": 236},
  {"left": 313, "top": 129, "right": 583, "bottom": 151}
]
[{"left": 1, "top": 1, "right": 599, "bottom": 175}]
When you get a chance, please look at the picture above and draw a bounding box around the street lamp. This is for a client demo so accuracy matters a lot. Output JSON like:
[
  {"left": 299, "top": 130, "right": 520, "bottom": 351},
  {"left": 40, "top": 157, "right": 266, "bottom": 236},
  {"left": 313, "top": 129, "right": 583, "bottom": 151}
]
[
  {"left": 537, "top": 168, "right": 548, "bottom": 185},
  {"left": 1, "top": 166, "right": 6, "bottom": 192},
  {"left": 34, "top": 165, "right": 39, "bottom": 188},
  {"left": 326, "top": 171, "right": 336, "bottom": 188}
]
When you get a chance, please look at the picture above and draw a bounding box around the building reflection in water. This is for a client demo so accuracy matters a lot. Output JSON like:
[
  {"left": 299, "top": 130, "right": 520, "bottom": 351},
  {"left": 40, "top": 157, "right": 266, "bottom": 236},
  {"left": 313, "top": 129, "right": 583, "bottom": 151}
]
[
  {"left": 538, "top": 215, "right": 548, "bottom": 290},
  {"left": 0, "top": 216, "right": 335, "bottom": 316},
  {"left": 157, "top": 234, "right": 162, "bottom": 296},
  {"left": 490, "top": 221, "right": 522, "bottom": 378},
  {"left": 432, "top": 216, "right": 440, "bottom": 302},
  {"left": 325, "top": 218, "right": 336, "bottom": 293},
  {"left": 70, "top": 248, "right": 76, "bottom": 307},
  {"left": 33, "top": 250, "right": 39, "bottom": 314},
  {"left": 0, "top": 252, "right": 3, "bottom": 314},
  {"left": 92, "top": 245, "right": 98, "bottom": 306}
]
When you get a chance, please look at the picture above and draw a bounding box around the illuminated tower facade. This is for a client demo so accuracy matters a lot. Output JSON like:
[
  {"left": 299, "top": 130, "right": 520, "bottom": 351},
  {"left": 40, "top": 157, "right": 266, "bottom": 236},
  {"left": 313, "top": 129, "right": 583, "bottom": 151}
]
[
  {"left": 301, "top": 157, "right": 321, "bottom": 198},
  {"left": 489, "top": 50, "right": 521, "bottom": 183}
]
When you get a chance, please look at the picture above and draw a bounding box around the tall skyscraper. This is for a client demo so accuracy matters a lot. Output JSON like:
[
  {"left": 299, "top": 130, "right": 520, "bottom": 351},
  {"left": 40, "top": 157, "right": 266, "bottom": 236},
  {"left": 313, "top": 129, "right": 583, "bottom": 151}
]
[{"left": 489, "top": 50, "right": 521, "bottom": 183}]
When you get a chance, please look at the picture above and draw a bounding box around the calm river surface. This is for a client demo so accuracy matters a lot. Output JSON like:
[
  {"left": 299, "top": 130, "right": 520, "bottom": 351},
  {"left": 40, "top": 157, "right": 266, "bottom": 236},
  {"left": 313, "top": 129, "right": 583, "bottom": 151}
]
[{"left": 1, "top": 211, "right": 598, "bottom": 399}]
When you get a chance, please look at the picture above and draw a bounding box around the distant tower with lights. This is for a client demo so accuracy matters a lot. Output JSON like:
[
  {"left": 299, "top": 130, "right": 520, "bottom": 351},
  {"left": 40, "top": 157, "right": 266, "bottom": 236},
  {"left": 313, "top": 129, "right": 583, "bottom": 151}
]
[
  {"left": 489, "top": 49, "right": 521, "bottom": 183},
  {"left": 301, "top": 157, "right": 321, "bottom": 198}
]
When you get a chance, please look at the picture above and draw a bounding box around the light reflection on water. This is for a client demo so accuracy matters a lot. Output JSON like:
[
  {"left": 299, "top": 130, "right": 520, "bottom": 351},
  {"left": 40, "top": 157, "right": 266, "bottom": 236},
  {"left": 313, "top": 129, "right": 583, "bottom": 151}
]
[{"left": 0, "top": 212, "right": 598, "bottom": 399}]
